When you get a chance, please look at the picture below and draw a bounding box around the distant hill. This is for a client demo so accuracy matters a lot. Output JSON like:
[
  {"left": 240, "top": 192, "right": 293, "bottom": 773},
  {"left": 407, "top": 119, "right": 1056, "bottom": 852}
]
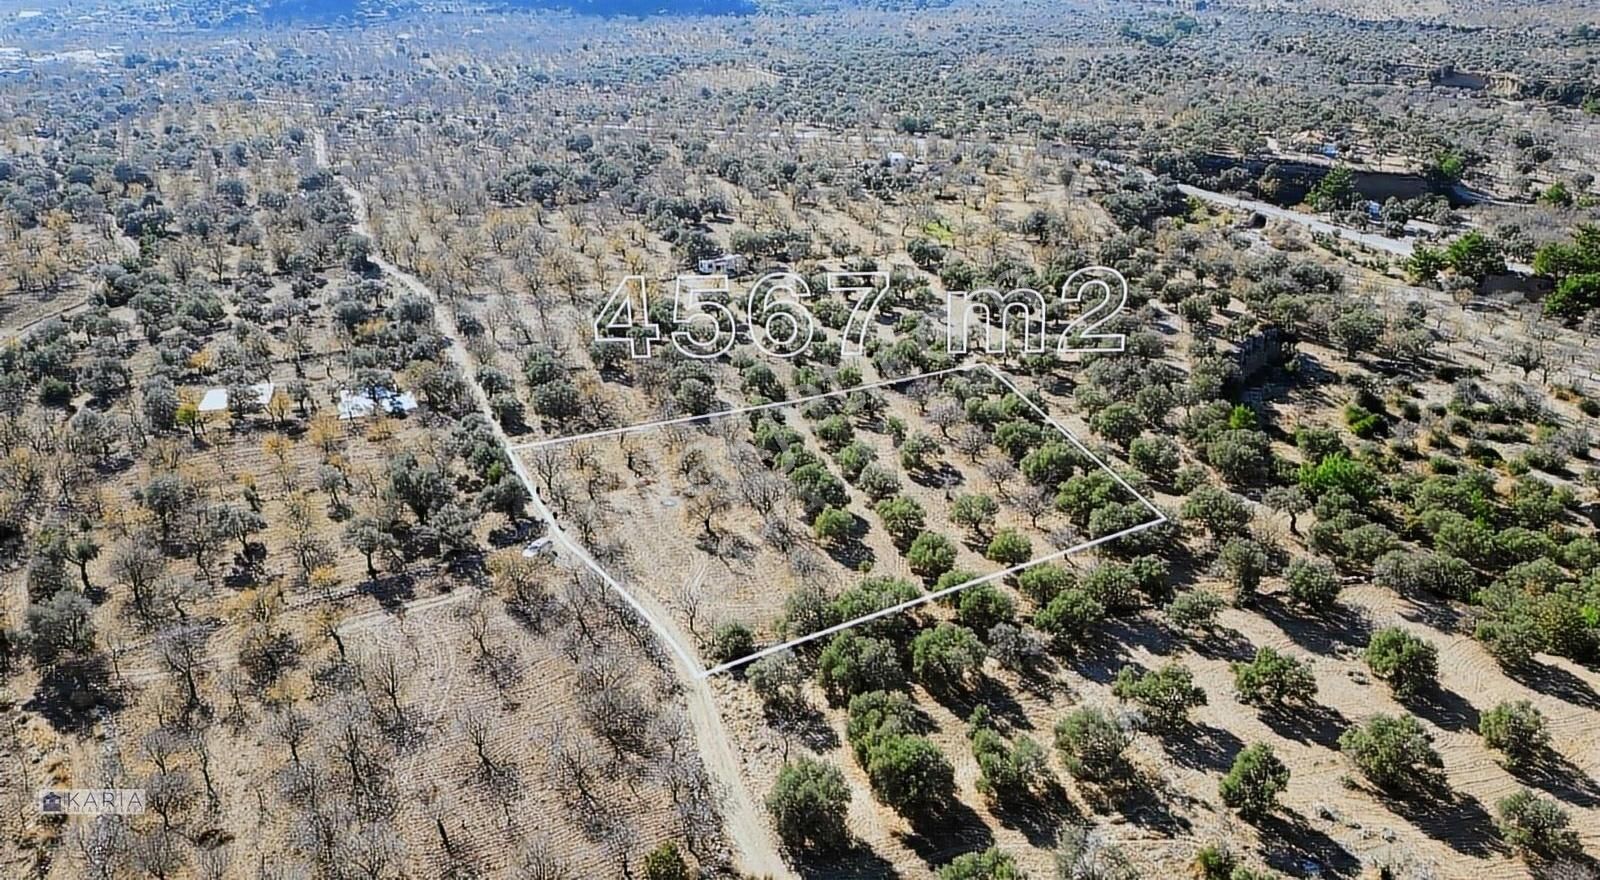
[
  {"left": 250, "top": 0, "right": 757, "bottom": 23},
  {"left": 757, "top": 0, "right": 956, "bottom": 10},
  {"left": 243, "top": 0, "right": 952, "bottom": 24},
  {"left": 531, "top": 0, "right": 757, "bottom": 13}
]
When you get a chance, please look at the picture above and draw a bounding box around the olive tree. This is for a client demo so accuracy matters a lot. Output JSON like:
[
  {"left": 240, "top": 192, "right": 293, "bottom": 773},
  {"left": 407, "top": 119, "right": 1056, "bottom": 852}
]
[
  {"left": 1479, "top": 700, "right": 1549, "bottom": 768},
  {"left": 1054, "top": 706, "right": 1130, "bottom": 783},
  {"left": 1338, "top": 714, "right": 1444, "bottom": 795},
  {"left": 1219, "top": 743, "right": 1289, "bottom": 821},
  {"left": 767, "top": 758, "right": 850, "bottom": 850},
  {"left": 1363, "top": 628, "right": 1438, "bottom": 699}
]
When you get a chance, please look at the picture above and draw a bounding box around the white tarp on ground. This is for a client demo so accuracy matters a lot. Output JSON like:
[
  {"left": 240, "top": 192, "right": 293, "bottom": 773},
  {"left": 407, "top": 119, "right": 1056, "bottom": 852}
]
[
  {"left": 337, "top": 388, "right": 418, "bottom": 420},
  {"left": 196, "top": 388, "right": 229, "bottom": 413},
  {"left": 196, "top": 382, "right": 275, "bottom": 414}
]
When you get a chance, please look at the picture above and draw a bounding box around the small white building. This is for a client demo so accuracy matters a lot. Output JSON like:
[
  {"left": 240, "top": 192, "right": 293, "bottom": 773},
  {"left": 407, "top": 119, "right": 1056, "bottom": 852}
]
[
  {"left": 886, "top": 151, "right": 909, "bottom": 169},
  {"left": 696, "top": 254, "right": 747, "bottom": 275}
]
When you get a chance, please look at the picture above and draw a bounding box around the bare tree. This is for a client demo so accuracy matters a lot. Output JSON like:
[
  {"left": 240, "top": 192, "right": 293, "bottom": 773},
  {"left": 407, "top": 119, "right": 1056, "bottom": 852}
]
[
  {"left": 514, "top": 834, "right": 571, "bottom": 880},
  {"left": 955, "top": 424, "right": 988, "bottom": 461},
  {"left": 528, "top": 447, "right": 565, "bottom": 497},
  {"left": 1017, "top": 483, "right": 1053, "bottom": 529},
  {"left": 155, "top": 625, "right": 209, "bottom": 716},
  {"left": 362, "top": 653, "right": 408, "bottom": 731},
  {"left": 458, "top": 711, "right": 510, "bottom": 788},
  {"left": 268, "top": 707, "right": 312, "bottom": 768},
  {"left": 338, "top": 822, "right": 405, "bottom": 880}
]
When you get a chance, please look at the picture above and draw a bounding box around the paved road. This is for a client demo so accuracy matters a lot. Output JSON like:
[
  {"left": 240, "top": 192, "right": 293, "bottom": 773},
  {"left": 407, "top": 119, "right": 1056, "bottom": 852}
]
[{"left": 315, "top": 130, "right": 793, "bottom": 879}]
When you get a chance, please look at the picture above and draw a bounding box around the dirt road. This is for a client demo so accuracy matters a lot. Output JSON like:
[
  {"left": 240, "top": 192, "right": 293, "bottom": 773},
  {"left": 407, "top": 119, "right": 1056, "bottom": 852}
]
[{"left": 314, "top": 129, "right": 792, "bottom": 879}]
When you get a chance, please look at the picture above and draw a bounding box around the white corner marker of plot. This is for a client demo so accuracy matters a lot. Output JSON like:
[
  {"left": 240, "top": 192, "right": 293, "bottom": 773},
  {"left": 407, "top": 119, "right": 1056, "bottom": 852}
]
[{"left": 513, "top": 362, "right": 1168, "bottom": 680}]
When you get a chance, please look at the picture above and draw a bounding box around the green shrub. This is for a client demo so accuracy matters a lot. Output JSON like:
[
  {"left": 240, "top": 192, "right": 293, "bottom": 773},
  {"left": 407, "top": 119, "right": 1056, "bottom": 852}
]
[
  {"left": 985, "top": 528, "right": 1033, "bottom": 566},
  {"left": 1479, "top": 700, "right": 1549, "bottom": 767},
  {"left": 1496, "top": 789, "right": 1580, "bottom": 858},
  {"left": 846, "top": 690, "right": 921, "bottom": 763},
  {"left": 1297, "top": 452, "right": 1381, "bottom": 502},
  {"left": 875, "top": 495, "right": 927, "bottom": 548},
  {"left": 1338, "top": 714, "right": 1444, "bottom": 795},
  {"left": 1285, "top": 557, "right": 1341, "bottom": 610},
  {"left": 1232, "top": 647, "right": 1317, "bottom": 709},
  {"left": 708, "top": 622, "right": 755, "bottom": 664},
  {"left": 1054, "top": 706, "right": 1130, "bottom": 783},
  {"left": 1193, "top": 842, "right": 1236, "bottom": 880},
  {"left": 950, "top": 493, "right": 999, "bottom": 538},
  {"left": 767, "top": 758, "right": 850, "bottom": 850},
  {"left": 864, "top": 733, "right": 955, "bottom": 815},
  {"left": 907, "top": 531, "right": 958, "bottom": 579},
  {"left": 817, "top": 631, "right": 905, "bottom": 703},
  {"left": 937, "top": 847, "right": 1023, "bottom": 880},
  {"left": 748, "top": 651, "right": 805, "bottom": 707},
  {"left": 1363, "top": 627, "right": 1438, "bottom": 699},
  {"left": 643, "top": 841, "right": 689, "bottom": 880},
  {"left": 1164, "top": 589, "right": 1224, "bottom": 634},
  {"left": 1017, "top": 562, "right": 1074, "bottom": 604},
  {"left": 967, "top": 708, "right": 1047, "bottom": 802},
  {"left": 1112, "top": 663, "right": 1207, "bottom": 730},
  {"left": 1219, "top": 743, "right": 1289, "bottom": 820},
  {"left": 1181, "top": 485, "right": 1252, "bottom": 544},
  {"left": 956, "top": 583, "right": 1015, "bottom": 635},
  {"left": 1343, "top": 403, "right": 1384, "bottom": 439},
  {"left": 812, "top": 506, "right": 852, "bottom": 544},
  {"left": 1034, "top": 589, "right": 1105, "bottom": 649},
  {"left": 911, "top": 623, "right": 985, "bottom": 691}
]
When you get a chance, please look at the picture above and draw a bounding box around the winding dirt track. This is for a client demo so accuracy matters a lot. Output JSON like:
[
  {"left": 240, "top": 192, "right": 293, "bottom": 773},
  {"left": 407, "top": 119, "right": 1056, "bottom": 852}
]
[{"left": 313, "top": 129, "right": 791, "bottom": 879}]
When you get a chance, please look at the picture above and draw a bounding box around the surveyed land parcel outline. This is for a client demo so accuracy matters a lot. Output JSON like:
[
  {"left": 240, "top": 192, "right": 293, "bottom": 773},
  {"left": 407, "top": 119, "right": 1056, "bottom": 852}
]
[{"left": 510, "top": 361, "right": 1168, "bottom": 679}]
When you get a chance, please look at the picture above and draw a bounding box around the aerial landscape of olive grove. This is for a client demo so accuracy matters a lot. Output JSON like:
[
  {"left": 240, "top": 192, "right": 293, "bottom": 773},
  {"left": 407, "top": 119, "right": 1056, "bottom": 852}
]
[{"left": 1, "top": 0, "right": 1598, "bottom": 877}]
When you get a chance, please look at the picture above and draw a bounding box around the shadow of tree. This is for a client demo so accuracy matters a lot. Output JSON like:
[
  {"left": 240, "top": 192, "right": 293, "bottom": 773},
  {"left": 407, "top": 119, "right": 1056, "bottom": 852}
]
[
  {"left": 1191, "top": 626, "right": 1258, "bottom": 663},
  {"left": 1103, "top": 617, "right": 1180, "bottom": 659},
  {"left": 1092, "top": 769, "right": 1197, "bottom": 838},
  {"left": 1162, "top": 722, "right": 1245, "bottom": 773},
  {"left": 1396, "top": 595, "right": 1467, "bottom": 634},
  {"left": 943, "top": 676, "right": 1034, "bottom": 731},
  {"left": 791, "top": 842, "right": 901, "bottom": 880},
  {"left": 990, "top": 778, "right": 1081, "bottom": 848},
  {"left": 907, "top": 461, "right": 965, "bottom": 493},
  {"left": 693, "top": 529, "right": 756, "bottom": 564},
  {"left": 1257, "top": 810, "right": 1362, "bottom": 879},
  {"left": 1260, "top": 701, "right": 1350, "bottom": 749},
  {"left": 766, "top": 701, "right": 842, "bottom": 753},
  {"left": 487, "top": 519, "right": 537, "bottom": 549},
  {"left": 357, "top": 571, "right": 419, "bottom": 612},
  {"left": 1256, "top": 594, "right": 1372, "bottom": 656},
  {"left": 1408, "top": 685, "right": 1480, "bottom": 734},
  {"left": 26, "top": 656, "right": 124, "bottom": 734},
  {"left": 820, "top": 513, "right": 877, "bottom": 571},
  {"left": 1385, "top": 789, "right": 1506, "bottom": 859},
  {"left": 1511, "top": 750, "right": 1600, "bottom": 809},
  {"left": 897, "top": 797, "right": 996, "bottom": 869},
  {"left": 1068, "top": 641, "right": 1127, "bottom": 686},
  {"left": 1505, "top": 660, "right": 1600, "bottom": 712}
]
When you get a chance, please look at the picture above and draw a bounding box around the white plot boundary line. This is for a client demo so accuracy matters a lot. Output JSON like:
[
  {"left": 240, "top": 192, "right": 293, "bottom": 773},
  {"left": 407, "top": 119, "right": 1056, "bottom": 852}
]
[
  {"left": 518, "top": 361, "right": 1167, "bottom": 679},
  {"left": 699, "top": 513, "right": 1167, "bottom": 677},
  {"left": 509, "top": 363, "right": 977, "bottom": 451},
  {"left": 701, "top": 362, "right": 1167, "bottom": 676}
]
